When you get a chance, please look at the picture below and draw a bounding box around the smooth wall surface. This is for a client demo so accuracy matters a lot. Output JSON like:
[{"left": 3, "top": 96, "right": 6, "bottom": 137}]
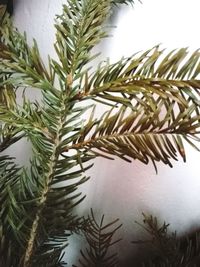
[{"left": 13, "top": 0, "right": 200, "bottom": 265}]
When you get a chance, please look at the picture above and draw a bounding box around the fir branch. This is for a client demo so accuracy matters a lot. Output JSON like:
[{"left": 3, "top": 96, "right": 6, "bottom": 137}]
[
  {"left": 0, "top": 5, "right": 6, "bottom": 24},
  {"left": 0, "top": 15, "right": 55, "bottom": 91},
  {"left": 54, "top": 0, "right": 112, "bottom": 81},
  {"left": 133, "top": 214, "right": 178, "bottom": 260},
  {"left": 0, "top": 49, "right": 95, "bottom": 267},
  {"left": 74, "top": 209, "right": 122, "bottom": 267},
  {"left": 0, "top": 83, "right": 16, "bottom": 108},
  {"left": 134, "top": 214, "right": 200, "bottom": 267},
  {"left": 19, "top": 90, "right": 94, "bottom": 267},
  {"left": 54, "top": 0, "right": 139, "bottom": 87},
  {"left": 1, "top": 0, "right": 200, "bottom": 266},
  {"left": 22, "top": 104, "right": 71, "bottom": 266},
  {"left": 81, "top": 47, "right": 200, "bottom": 107},
  {"left": 0, "top": 124, "right": 23, "bottom": 152},
  {"left": 65, "top": 98, "right": 200, "bottom": 169},
  {"left": 0, "top": 1, "right": 13, "bottom": 19},
  {"left": 0, "top": 100, "right": 55, "bottom": 141},
  {"left": 0, "top": 156, "right": 35, "bottom": 266}
]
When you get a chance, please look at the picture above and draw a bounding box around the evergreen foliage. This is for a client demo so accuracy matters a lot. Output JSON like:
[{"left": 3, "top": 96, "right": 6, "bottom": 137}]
[
  {"left": 133, "top": 214, "right": 200, "bottom": 266},
  {"left": 73, "top": 209, "right": 122, "bottom": 267},
  {"left": 0, "top": 0, "right": 200, "bottom": 266}
]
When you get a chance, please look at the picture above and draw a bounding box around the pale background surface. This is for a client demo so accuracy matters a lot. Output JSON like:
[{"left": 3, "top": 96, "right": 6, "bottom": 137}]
[{"left": 12, "top": 0, "right": 200, "bottom": 265}]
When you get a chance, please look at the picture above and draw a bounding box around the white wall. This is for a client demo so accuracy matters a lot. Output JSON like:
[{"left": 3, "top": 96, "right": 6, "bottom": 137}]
[{"left": 13, "top": 0, "right": 200, "bottom": 265}]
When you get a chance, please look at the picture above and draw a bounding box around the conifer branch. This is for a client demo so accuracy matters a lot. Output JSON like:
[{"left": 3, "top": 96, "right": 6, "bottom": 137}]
[
  {"left": 82, "top": 47, "right": 200, "bottom": 107},
  {"left": 23, "top": 116, "right": 64, "bottom": 267},
  {"left": 134, "top": 214, "right": 200, "bottom": 266},
  {"left": 65, "top": 98, "right": 200, "bottom": 169},
  {"left": 1, "top": 1, "right": 200, "bottom": 266},
  {"left": 54, "top": 0, "right": 112, "bottom": 80},
  {"left": 74, "top": 209, "right": 122, "bottom": 267},
  {"left": 0, "top": 124, "right": 23, "bottom": 152},
  {"left": 0, "top": 15, "right": 55, "bottom": 91},
  {"left": 15, "top": 88, "right": 93, "bottom": 266}
]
